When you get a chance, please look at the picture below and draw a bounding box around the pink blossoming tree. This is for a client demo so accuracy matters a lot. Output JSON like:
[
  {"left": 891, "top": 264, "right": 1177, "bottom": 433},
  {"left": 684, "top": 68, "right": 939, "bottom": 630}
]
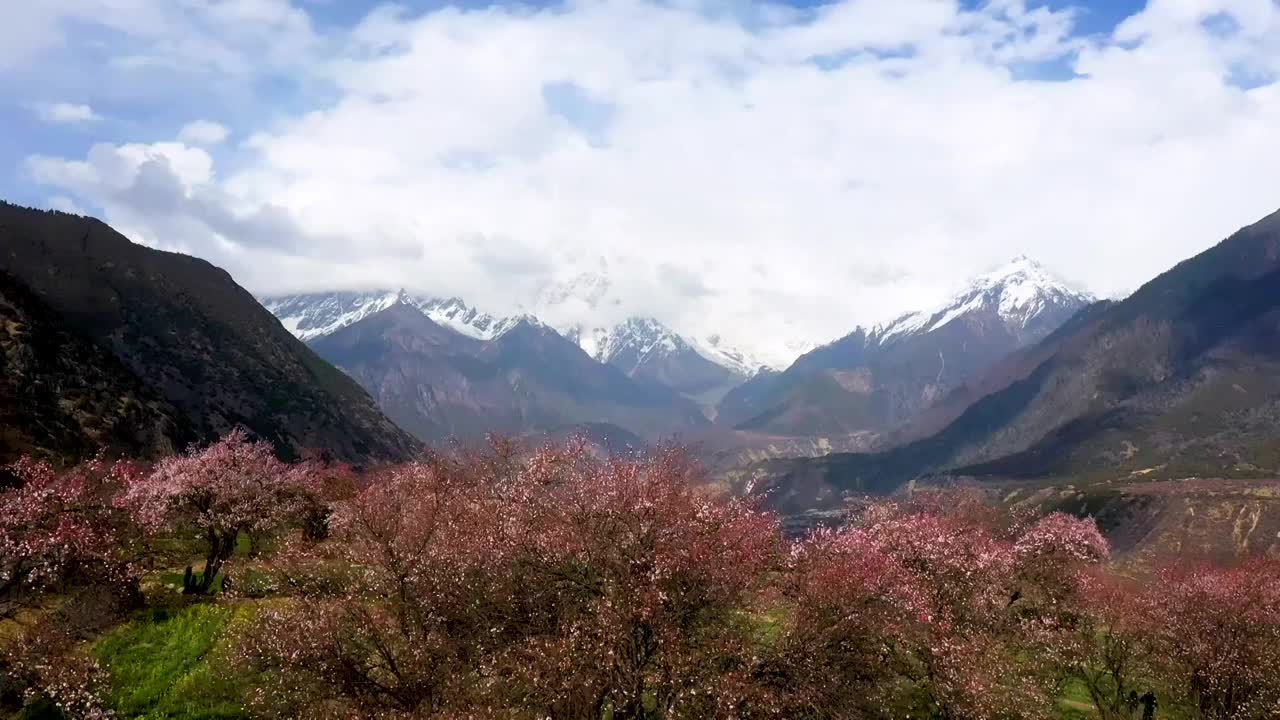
[
  {"left": 2, "top": 623, "right": 115, "bottom": 720},
  {"left": 1069, "top": 571, "right": 1160, "bottom": 720},
  {"left": 238, "top": 439, "right": 783, "bottom": 719},
  {"left": 0, "top": 455, "right": 141, "bottom": 619},
  {"left": 822, "top": 497, "right": 1109, "bottom": 720},
  {"left": 1149, "top": 561, "right": 1280, "bottom": 719},
  {"left": 122, "top": 430, "right": 301, "bottom": 594},
  {"left": 0, "top": 455, "right": 142, "bottom": 720}
]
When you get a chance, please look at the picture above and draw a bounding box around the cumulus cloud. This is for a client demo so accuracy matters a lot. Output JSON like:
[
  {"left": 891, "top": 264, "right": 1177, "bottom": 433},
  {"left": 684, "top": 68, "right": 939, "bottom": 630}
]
[
  {"left": 178, "top": 120, "right": 231, "bottom": 145},
  {"left": 14, "top": 0, "right": 1280, "bottom": 361},
  {"left": 26, "top": 101, "right": 99, "bottom": 125}
]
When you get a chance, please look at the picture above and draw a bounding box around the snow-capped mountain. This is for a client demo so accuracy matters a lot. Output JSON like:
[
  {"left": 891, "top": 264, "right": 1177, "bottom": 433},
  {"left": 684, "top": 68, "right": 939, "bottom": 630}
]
[
  {"left": 305, "top": 301, "right": 709, "bottom": 443},
  {"left": 418, "top": 296, "right": 512, "bottom": 339},
  {"left": 595, "top": 317, "right": 682, "bottom": 367},
  {"left": 873, "top": 255, "right": 1095, "bottom": 344},
  {"left": 582, "top": 319, "right": 786, "bottom": 379},
  {"left": 265, "top": 287, "right": 775, "bottom": 379},
  {"left": 522, "top": 269, "right": 793, "bottom": 374},
  {"left": 589, "top": 317, "right": 744, "bottom": 398},
  {"left": 263, "top": 290, "right": 508, "bottom": 342},
  {"left": 694, "top": 335, "right": 816, "bottom": 376},
  {"left": 264, "top": 290, "right": 401, "bottom": 341},
  {"left": 263, "top": 256, "right": 1094, "bottom": 439},
  {"left": 716, "top": 256, "right": 1095, "bottom": 435}
]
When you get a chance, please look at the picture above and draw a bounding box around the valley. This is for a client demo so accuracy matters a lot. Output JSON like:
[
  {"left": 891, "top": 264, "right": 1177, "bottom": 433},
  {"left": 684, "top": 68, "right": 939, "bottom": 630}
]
[
  {"left": 7, "top": 1, "right": 1280, "bottom": 713},
  {"left": 5, "top": 198, "right": 1280, "bottom": 720}
]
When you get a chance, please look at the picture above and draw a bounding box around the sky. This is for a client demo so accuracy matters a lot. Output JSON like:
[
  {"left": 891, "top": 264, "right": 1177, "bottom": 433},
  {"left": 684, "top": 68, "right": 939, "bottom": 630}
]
[{"left": 5, "top": 0, "right": 1280, "bottom": 357}]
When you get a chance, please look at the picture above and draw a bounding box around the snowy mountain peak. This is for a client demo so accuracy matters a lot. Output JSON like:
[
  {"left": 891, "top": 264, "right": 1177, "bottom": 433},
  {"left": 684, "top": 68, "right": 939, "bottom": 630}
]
[
  {"left": 264, "top": 290, "right": 506, "bottom": 342},
  {"left": 971, "top": 255, "right": 1078, "bottom": 296},
  {"left": 875, "top": 257, "right": 1093, "bottom": 343},
  {"left": 266, "top": 288, "right": 788, "bottom": 378},
  {"left": 595, "top": 317, "right": 687, "bottom": 365},
  {"left": 492, "top": 313, "right": 555, "bottom": 339}
]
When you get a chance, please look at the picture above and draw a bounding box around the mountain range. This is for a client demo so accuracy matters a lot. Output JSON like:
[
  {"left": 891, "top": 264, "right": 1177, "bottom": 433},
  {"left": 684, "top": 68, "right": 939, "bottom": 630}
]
[
  {"left": 265, "top": 289, "right": 753, "bottom": 430},
  {"left": 15, "top": 194, "right": 1280, "bottom": 551},
  {"left": 306, "top": 301, "right": 709, "bottom": 443},
  {"left": 265, "top": 288, "right": 763, "bottom": 383},
  {"left": 266, "top": 256, "right": 1096, "bottom": 448}
]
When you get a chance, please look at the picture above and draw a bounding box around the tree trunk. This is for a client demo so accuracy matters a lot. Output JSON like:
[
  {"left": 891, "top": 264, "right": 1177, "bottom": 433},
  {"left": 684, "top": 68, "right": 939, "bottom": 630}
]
[{"left": 186, "top": 530, "right": 237, "bottom": 595}]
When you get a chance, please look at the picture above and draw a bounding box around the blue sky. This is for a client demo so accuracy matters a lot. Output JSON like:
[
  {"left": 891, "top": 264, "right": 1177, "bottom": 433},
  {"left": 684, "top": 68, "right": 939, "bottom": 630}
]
[
  {"left": 5, "top": 0, "right": 1280, "bottom": 362},
  {"left": 0, "top": 0, "right": 1148, "bottom": 208},
  {"left": 0, "top": 0, "right": 1147, "bottom": 209}
]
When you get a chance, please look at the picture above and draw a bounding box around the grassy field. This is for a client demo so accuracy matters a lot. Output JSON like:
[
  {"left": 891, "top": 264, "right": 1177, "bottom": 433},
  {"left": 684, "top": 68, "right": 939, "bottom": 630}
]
[{"left": 90, "top": 604, "right": 252, "bottom": 720}]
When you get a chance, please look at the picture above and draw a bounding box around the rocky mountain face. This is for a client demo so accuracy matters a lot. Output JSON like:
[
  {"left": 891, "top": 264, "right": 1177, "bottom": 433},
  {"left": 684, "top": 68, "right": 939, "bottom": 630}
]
[
  {"left": 0, "top": 202, "right": 419, "bottom": 463},
  {"left": 1017, "top": 479, "right": 1280, "bottom": 569},
  {"left": 309, "top": 301, "right": 710, "bottom": 443},
  {"left": 743, "top": 206, "right": 1280, "bottom": 514},
  {"left": 717, "top": 256, "right": 1095, "bottom": 436}
]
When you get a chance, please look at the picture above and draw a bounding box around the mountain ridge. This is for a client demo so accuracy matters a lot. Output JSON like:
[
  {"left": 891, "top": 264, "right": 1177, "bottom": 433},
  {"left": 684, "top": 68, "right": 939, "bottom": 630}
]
[
  {"left": 265, "top": 290, "right": 759, "bottom": 391},
  {"left": 308, "top": 299, "right": 711, "bottom": 443},
  {"left": 0, "top": 202, "right": 420, "bottom": 463}
]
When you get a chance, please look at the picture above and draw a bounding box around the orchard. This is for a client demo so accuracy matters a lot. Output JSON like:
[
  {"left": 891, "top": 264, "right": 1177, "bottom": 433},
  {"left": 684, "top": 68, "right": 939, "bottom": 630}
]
[{"left": 1, "top": 434, "right": 1278, "bottom": 720}]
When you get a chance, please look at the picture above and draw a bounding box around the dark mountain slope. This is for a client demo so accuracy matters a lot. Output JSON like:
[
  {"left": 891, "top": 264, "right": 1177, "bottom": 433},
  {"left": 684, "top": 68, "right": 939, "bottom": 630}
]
[
  {"left": 483, "top": 319, "right": 710, "bottom": 437},
  {"left": 0, "top": 202, "right": 419, "bottom": 462},
  {"left": 743, "top": 207, "right": 1280, "bottom": 513},
  {"left": 0, "top": 270, "right": 192, "bottom": 464},
  {"left": 880, "top": 299, "right": 1117, "bottom": 448},
  {"left": 309, "top": 302, "right": 496, "bottom": 441}
]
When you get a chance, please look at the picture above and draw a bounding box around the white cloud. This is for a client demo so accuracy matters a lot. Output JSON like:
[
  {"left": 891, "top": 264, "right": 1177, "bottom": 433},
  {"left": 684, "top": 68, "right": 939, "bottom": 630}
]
[
  {"left": 1, "top": 0, "right": 320, "bottom": 76},
  {"left": 26, "top": 101, "right": 100, "bottom": 124},
  {"left": 178, "top": 120, "right": 231, "bottom": 145},
  {"left": 47, "top": 195, "right": 84, "bottom": 215},
  {"left": 19, "top": 0, "right": 1280, "bottom": 363}
]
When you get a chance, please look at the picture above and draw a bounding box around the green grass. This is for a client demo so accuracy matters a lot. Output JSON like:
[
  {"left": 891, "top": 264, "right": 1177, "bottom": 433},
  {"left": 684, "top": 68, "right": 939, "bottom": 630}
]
[
  {"left": 91, "top": 604, "right": 252, "bottom": 720},
  {"left": 1056, "top": 677, "right": 1096, "bottom": 719},
  {"left": 744, "top": 606, "right": 788, "bottom": 646}
]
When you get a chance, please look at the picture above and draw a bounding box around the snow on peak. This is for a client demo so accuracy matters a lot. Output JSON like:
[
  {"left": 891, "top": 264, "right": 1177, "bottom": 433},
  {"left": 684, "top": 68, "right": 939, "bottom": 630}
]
[
  {"left": 264, "top": 290, "right": 507, "bottom": 341},
  {"left": 492, "top": 313, "right": 556, "bottom": 339},
  {"left": 874, "top": 256, "right": 1093, "bottom": 343},
  {"left": 411, "top": 296, "right": 506, "bottom": 339},
  {"left": 969, "top": 255, "right": 1094, "bottom": 328},
  {"left": 595, "top": 317, "right": 686, "bottom": 364},
  {"left": 262, "top": 290, "right": 401, "bottom": 340},
  {"left": 688, "top": 334, "right": 805, "bottom": 377}
]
